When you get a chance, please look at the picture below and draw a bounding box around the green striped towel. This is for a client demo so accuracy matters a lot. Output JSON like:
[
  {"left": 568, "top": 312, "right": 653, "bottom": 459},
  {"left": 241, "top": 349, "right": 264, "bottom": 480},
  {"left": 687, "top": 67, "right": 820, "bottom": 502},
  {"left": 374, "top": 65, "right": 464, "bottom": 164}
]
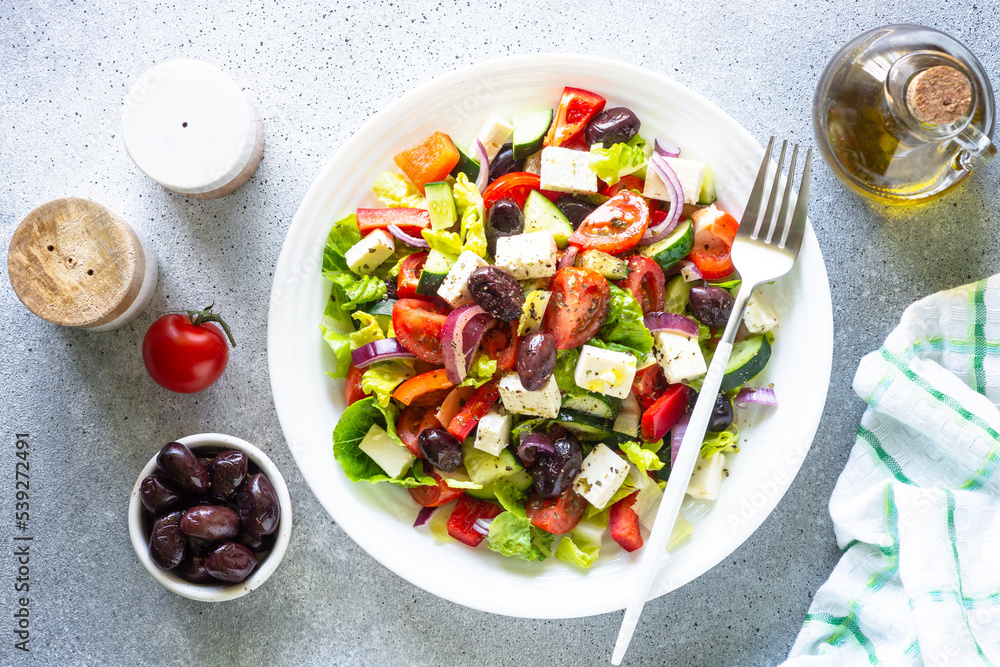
[{"left": 783, "top": 276, "right": 1000, "bottom": 666}]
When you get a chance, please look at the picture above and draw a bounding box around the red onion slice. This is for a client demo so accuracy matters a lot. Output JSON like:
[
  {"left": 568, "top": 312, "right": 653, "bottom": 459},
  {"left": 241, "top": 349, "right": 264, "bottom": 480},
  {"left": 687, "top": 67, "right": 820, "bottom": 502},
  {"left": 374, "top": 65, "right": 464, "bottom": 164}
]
[
  {"left": 474, "top": 139, "right": 490, "bottom": 193},
  {"left": 442, "top": 304, "right": 495, "bottom": 383},
  {"left": 351, "top": 338, "right": 417, "bottom": 369},
  {"left": 517, "top": 432, "right": 555, "bottom": 467},
  {"left": 643, "top": 311, "right": 699, "bottom": 337},
  {"left": 734, "top": 387, "right": 778, "bottom": 408},
  {"left": 472, "top": 517, "right": 494, "bottom": 536},
  {"left": 387, "top": 223, "right": 430, "bottom": 248},
  {"left": 670, "top": 411, "right": 691, "bottom": 468},
  {"left": 558, "top": 246, "right": 578, "bottom": 270},
  {"left": 677, "top": 259, "right": 703, "bottom": 282},
  {"left": 654, "top": 138, "right": 681, "bottom": 158},
  {"left": 638, "top": 154, "right": 683, "bottom": 246},
  {"left": 413, "top": 506, "right": 437, "bottom": 528}
]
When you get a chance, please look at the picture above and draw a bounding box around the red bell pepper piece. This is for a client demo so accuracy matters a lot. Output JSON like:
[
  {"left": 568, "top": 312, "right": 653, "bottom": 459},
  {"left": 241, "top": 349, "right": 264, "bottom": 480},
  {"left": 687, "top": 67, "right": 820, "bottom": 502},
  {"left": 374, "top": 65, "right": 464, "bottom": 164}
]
[
  {"left": 356, "top": 208, "right": 431, "bottom": 235},
  {"left": 543, "top": 87, "right": 607, "bottom": 148},
  {"left": 447, "top": 380, "right": 499, "bottom": 440},
  {"left": 641, "top": 384, "right": 691, "bottom": 442},
  {"left": 609, "top": 491, "right": 644, "bottom": 552},
  {"left": 446, "top": 494, "right": 502, "bottom": 547}
]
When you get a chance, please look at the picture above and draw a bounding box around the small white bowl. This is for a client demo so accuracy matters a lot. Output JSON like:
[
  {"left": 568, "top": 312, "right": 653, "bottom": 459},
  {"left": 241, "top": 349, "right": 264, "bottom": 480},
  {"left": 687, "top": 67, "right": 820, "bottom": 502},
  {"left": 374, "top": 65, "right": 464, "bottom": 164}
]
[{"left": 128, "top": 433, "right": 292, "bottom": 602}]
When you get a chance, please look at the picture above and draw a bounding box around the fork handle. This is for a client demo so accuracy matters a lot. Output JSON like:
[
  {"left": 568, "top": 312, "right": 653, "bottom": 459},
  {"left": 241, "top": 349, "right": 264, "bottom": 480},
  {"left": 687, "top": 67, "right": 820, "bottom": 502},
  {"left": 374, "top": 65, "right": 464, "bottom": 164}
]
[{"left": 612, "top": 286, "right": 753, "bottom": 666}]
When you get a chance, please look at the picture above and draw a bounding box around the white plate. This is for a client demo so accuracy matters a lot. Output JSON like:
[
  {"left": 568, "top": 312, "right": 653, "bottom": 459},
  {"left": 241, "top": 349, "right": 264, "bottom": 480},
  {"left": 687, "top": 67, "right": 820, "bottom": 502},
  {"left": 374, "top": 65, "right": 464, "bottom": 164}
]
[{"left": 268, "top": 54, "right": 833, "bottom": 619}]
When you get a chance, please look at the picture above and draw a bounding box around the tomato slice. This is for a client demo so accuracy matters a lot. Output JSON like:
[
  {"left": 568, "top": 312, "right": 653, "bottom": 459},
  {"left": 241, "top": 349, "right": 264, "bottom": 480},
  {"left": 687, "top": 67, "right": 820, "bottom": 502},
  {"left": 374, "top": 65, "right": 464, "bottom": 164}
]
[
  {"left": 631, "top": 364, "right": 668, "bottom": 412},
  {"left": 408, "top": 467, "right": 465, "bottom": 508},
  {"left": 544, "top": 87, "right": 607, "bottom": 148},
  {"left": 482, "top": 172, "right": 560, "bottom": 211},
  {"left": 609, "top": 491, "right": 644, "bottom": 552},
  {"left": 568, "top": 190, "right": 649, "bottom": 255},
  {"left": 619, "top": 255, "right": 665, "bottom": 315},
  {"left": 599, "top": 174, "right": 644, "bottom": 198},
  {"left": 641, "top": 384, "right": 691, "bottom": 442},
  {"left": 526, "top": 488, "right": 588, "bottom": 535},
  {"left": 447, "top": 380, "right": 500, "bottom": 441},
  {"left": 392, "top": 298, "right": 450, "bottom": 364},
  {"left": 479, "top": 321, "right": 519, "bottom": 371},
  {"left": 356, "top": 208, "right": 431, "bottom": 236},
  {"left": 543, "top": 267, "right": 611, "bottom": 349},
  {"left": 397, "top": 252, "right": 427, "bottom": 300},
  {"left": 397, "top": 404, "right": 443, "bottom": 457},
  {"left": 446, "top": 495, "right": 503, "bottom": 547},
  {"left": 344, "top": 363, "right": 370, "bottom": 407},
  {"left": 392, "top": 368, "right": 454, "bottom": 407},
  {"left": 688, "top": 204, "right": 739, "bottom": 280}
]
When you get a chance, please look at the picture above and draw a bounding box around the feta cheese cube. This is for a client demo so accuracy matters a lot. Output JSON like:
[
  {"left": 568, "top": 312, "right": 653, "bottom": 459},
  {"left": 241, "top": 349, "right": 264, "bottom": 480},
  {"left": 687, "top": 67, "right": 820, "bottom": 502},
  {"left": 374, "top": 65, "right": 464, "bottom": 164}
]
[
  {"left": 686, "top": 451, "right": 726, "bottom": 500},
  {"left": 643, "top": 157, "right": 705, "bottom": 205},
  {"left": 653, "top": 331, "right": 707, "bottom": 384},
  {"left": 358, "top": 424, "right": 414, "bottom": 478},
  {"left": 498, "top": 373, "right": 561, "bottom": 419},
  {"left": 517, "top": 290, "right": 552, "bottom": 335},
  {"left": 573, "top": 344, "right": 637, "bottom": 399},
  {"left": 573, "top": 443, "right": 630, "bottom": 509},
  {"left": 469, "top": 113, "right": 513, "bottom": 161},
  {"left": 345, "top": 229, "right": 395, "bottom": 275},
  {"left": 494, "top": 231, "right": 557, "bottom": 280},
  {"left": 473, "top": 406, "right": 512, "bottom": 457},
  {"left": 437, "top": 250, "right": 488, "bottom": 307},
  {"left": 539, "top": 146, "right": 598, "bottom": 195},
  {"left": 743, "top": 290, "right": 778, "bottom": 334}
]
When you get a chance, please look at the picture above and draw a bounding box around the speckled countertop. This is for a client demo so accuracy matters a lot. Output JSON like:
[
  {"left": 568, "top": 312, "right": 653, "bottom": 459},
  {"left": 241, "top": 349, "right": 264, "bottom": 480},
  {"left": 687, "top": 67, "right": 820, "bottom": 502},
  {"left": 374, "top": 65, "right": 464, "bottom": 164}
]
[{"left": 3, "top": 1, "right": 1000, "bottom": 665}]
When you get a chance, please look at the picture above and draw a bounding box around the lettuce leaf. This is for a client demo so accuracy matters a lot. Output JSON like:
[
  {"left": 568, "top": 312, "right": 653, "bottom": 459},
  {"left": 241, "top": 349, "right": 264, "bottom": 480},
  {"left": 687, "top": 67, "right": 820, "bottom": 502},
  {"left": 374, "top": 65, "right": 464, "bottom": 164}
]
[
  {"left": 457, "top": 353, "right": 497, "bottom": 389},
  {"left": 487, "top": 479, "right": 554, "bottom": 561},
  {"left": 554, "top": 515, "right": 607, "bottom": 569},
  {"left": 372, "top": 172, "right": 426, "bottom": 209},
  {"left": 331, "top": 397, "right": 434, "bottom": 487},
  {"left": 453, "top": 172, "right": 487, "bottom": 258},
  {"left": 361, "top": 360, "right": 416, "bottom": 408},
  {"left": 322, "top": 213, "right": 361, "bottom": 274},
  {"left": 619, "top": 440, "right": 665, "bottom": 474},
  {"left": 589, "top": 135, "right": 648, "bottom": 186},
  {"left": 421, "top": 228, "right": 462, "bottom": 260},
  {"left": 554, "top": 348, "right": 580, "bottom": 393},
  {"left": 597, "top": 285, "right": 653, "bottom": 357},
  {"left": 349, "top": 311, "right": 384, "bottom": 350},
  {"left": 320, "top": 298, "right": 354, "bottom": 379},
  {"left": 701, "top": 425, "right": 740, "bottom": 459}
]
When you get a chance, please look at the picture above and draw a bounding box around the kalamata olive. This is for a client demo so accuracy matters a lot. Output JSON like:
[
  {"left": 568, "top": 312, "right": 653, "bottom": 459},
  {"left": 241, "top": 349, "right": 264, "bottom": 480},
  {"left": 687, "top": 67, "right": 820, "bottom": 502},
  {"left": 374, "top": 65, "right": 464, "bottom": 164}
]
[
  {"left": 418, "top": 428, "right": 464, "bottom": 472},
  {"left": 175, "top": 556, "right": 217, "bottom": 584},
  {"left": 516, "top": 333, "right": 557, "bottom": 391},
  {"left": 384, "top": 279, "right": 398, "bottom": 300},
  {"left": 531, "top": 437, "right": 583, "bottom": 499},
  {"left": 585, "top": 107, "right": 641, "bottom": 147},
  {"left": 210, "top": 450, "right": 248, "bottom": 503},
  {"left": 468, "top": 266, "right": 524, "bottom": 320},
  {"left": 139, "top": 474, "right": 186, "bottom": 515},
  {"left": 148, "top": 511, "right": 187, "bottom": 570},
  {"left": 488, "top": 142, "right": 525, "bottom": 182},
  {"left": 555, "top": 196, "right": 597, "bottom": 228},
  {"left": 486, "top": 197, "right": 524, "bottom": 257},
  {"left": 156, "top": 441, "right": 209, "bottom": 494},
  {"left": 689, "top": 285, "right": 735, "bottom": 328},
  {"left": 204, "top": 542, "right": 258, "bottom": 583},
  {"left": 708, "top": 393, "right": 734, "bottom": 432},
  {"left": 180, "top": 505, "right": 240, "bottom": 541},
  {"left": 197, "top": 456, "right": 215, "bottom": 472},
  {"left": 235, "top": 530, "right": 276, "bottom": 554},
  {"left": 238, "top": 473, "right": 281, "bottom": 538},
  {"left": 187, "top": 536, "right": 215, "bottom": 558}
]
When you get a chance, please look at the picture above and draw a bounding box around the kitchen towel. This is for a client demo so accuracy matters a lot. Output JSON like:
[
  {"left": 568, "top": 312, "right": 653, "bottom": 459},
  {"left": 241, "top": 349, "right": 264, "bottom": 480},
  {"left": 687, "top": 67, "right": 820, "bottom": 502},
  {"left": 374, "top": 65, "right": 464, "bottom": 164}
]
[{"left": 783, "top": 275, "right": 1000, "bottom": 666}]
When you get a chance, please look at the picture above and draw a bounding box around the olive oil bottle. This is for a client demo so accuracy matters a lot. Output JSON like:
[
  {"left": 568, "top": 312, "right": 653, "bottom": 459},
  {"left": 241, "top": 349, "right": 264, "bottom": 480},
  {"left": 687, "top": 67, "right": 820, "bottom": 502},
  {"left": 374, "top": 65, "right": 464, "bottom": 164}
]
[{"left": 813, "top": 25, "right": 996, "bottom": 205}]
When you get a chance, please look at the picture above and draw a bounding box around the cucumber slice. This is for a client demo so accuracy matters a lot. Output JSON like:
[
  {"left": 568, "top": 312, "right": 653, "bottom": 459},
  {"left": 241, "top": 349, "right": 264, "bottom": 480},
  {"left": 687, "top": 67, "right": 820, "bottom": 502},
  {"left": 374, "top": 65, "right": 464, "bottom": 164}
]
[
  {"left": 663, "top": 275, "right": 693, "bottom": 314},
  {"left": 416, "top": 249, "right": 454, "bottom": 297},
  {"left": 450, "top": 144, "right": 481, "bottom": 183},
  {"left": 562, "top": 392, "right": 621, "bottom": 420},
  {"left": 362, "top": 297, "right": 397, "bottom": 331},
  {"left": 577, "top": 249, "right": 628, "bottom": 279},
  {"left": 468, "top": 468, "right": 532, "bottom": 500},
  {"left": 512, "top": 110, "right": 553, "bottom": 160},
  {"left": 698, "top": 164, "right": 717, "bottom": 205},
  {"left": 424, "top": 181, "right": 457, "bottom": 230},
  {"left": 523, "top": 190, "right": 574, "bottom": 248},
  {"left": 466, "top": 482, "right": 496, "bottom": 500},
  {"left": 463, "top": 443, "right": 525, "bottom": 486},
  {"left": 720, "top": 334, "right": 771, "bottom": 391},
  {"left": 639, "top": 219, "right": 693, "bottom": 271},
  {"left": 553, "top": 409, "right": 614, "bottom": 441}
]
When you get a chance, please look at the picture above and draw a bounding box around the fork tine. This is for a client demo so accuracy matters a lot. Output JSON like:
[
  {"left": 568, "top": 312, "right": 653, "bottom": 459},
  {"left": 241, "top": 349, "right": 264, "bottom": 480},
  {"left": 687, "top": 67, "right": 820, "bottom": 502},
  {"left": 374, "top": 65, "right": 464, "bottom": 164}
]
[
  {"left": 783, "top": 147, "right": 812, "bottom": 254},
  {"left": 762, "top": 140, "right": 788, "bottom": 242},
  {"left": 741, "top": 136, "right": 775, "bottom": 232},
  {"left": 777, "top": 143, "right": 799, "bottom": 247}
]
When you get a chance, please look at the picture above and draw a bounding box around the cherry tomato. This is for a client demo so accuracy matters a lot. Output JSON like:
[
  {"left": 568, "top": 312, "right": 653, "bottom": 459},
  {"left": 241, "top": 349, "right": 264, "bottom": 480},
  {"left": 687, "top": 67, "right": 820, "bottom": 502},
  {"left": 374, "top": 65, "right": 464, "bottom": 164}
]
[
  {"left": 408, "top": 468, "right": 465, "bottom": 508},
  {"left": 599, "top": 174, "right": 644, "bottom": 198},
  {"left": 543, "top": 87, "right": 607, "bottom": 148},
  {"left": 392, "top": 298, "right": 450, "bottom": 364},
  {"left": 479, "top": 321, "right": 519, "bottom": 371},
  {"left": 688, "top": 204, "right": 740, "bottom": 280},
  {"left": 344, "top": 363, "right": 370, "bottom": 406},
  {"left": 142, "top": 307, "right": 235, "bottom": 394},
  {"left": 543, "top": 267, "right": 610, "bottom": 349},
  {"left": 482, "top": 172, "right": 560, "bottom": 211},
  {"left": 397, "top": 252, "right": 428, "bottom": 299},
  {"left": 526, "top": 488, "right": 588, "bottom": 535},
  {"left": 568, "top": 190, "right": 649, "bottom": 255},
  {"left": 619, "top": 255, "right": 665, "bottom": 315},
  {"left": 398, "top": 405, "right": 443, "bottom": 457},
  {"left": 631, "top": 364, "right": 668, "bottom": 412}
]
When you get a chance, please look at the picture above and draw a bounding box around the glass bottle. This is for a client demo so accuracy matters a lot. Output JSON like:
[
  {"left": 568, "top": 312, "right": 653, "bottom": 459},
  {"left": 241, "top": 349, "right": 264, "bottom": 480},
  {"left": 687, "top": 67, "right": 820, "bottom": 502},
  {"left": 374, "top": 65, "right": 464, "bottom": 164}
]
[{"left": 813, "top": 24, "right": 996, "bottom": 205}]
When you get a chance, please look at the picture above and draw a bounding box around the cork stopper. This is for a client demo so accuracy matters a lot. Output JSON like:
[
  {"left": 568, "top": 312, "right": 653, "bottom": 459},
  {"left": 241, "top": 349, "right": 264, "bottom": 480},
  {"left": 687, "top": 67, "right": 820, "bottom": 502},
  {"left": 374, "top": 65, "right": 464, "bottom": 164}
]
[
  {"left": 906, "top": 65, "right": 973, "bottom": 126},
  {"left": 7, "top": 198, "right": 147, "bottom": 328}
]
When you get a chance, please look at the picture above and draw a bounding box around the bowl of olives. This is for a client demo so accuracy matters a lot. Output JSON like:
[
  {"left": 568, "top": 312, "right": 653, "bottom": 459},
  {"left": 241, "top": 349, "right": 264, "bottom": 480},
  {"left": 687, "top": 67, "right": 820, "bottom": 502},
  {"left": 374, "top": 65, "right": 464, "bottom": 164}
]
[{"left": 128, "top": 434, "right": 292, "bottom": 601}]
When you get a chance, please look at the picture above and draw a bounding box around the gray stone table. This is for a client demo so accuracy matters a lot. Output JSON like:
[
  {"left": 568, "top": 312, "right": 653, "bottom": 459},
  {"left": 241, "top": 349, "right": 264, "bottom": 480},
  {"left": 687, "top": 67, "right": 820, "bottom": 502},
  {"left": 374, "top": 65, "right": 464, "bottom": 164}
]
[{"left": 3, "top": 1, "right": 999, "bottom": 665}]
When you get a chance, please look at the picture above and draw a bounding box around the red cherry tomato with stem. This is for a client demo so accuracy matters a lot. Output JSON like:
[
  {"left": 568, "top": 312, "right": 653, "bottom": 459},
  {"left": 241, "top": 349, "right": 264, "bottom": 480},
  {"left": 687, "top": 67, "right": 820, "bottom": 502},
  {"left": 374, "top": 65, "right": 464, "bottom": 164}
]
[{"left": 142, "top": 305, "right": 236, "bottom": 394}]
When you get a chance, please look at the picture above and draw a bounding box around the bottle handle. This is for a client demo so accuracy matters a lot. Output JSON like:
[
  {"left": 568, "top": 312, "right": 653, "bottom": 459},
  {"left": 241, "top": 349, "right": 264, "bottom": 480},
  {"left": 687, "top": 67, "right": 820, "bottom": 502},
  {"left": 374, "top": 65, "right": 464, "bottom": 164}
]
[{"left": 956, "top": 123, "right": 997, "bottom": 171}]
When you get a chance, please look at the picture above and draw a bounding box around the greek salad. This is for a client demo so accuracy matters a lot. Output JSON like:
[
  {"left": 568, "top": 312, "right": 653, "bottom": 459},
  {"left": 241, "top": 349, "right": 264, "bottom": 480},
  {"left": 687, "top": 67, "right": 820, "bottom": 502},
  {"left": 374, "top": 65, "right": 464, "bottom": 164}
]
[{"left": 321, "top": 86, "right": 779, "bottom": 567}]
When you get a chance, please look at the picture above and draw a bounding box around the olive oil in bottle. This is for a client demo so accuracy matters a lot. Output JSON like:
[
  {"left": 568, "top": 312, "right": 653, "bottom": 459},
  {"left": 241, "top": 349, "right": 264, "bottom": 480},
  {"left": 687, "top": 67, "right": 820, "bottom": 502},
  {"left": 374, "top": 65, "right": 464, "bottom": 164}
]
[{"left": 813, "top": 24, "right": 996, "bottom": 205}]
